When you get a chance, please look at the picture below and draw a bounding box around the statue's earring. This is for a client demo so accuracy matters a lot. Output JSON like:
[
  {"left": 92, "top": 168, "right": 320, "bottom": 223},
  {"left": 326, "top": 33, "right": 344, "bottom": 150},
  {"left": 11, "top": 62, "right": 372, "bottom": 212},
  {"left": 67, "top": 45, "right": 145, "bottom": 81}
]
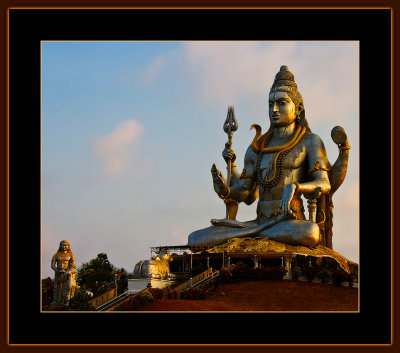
[
  {"left": 296, "top": 105, "right": 303, "bottom": 123},
  {"left": 297, "top": 104, "right": 304, "bottom": 116}
]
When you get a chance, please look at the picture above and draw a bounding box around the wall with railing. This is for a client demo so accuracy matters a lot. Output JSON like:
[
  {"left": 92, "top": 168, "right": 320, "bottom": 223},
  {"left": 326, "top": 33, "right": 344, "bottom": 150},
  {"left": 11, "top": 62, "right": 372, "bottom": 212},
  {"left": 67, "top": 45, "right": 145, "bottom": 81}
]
[
  {"left": 173, "top": 268, "right": 213, "bottom": 292},
  {"left": 88, "top": 286, "right": 118, "bottom": 309}
]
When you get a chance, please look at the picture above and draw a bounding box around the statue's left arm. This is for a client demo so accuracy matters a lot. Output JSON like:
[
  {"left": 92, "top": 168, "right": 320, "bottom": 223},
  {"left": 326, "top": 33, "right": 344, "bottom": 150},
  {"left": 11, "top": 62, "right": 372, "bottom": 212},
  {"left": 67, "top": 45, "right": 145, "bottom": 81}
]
[
  {"left": 280, "top": 133, "right": 331, "bottom": 214},
  {"left": 297, "top": 133, "right": 331, "bottom": 194},
  {"left": 67, "top": 253, "right": 77, "bottom": 274}
]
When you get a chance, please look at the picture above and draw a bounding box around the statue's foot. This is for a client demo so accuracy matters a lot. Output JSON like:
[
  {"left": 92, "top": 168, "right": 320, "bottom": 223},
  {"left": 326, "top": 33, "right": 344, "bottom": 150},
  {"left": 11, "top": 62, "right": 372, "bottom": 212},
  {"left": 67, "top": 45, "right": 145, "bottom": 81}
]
[
  {"left": 259, "top": 220, "right": 320, "bottom": 247},
  {"left": 189, "top": 213, "right": 298, "bottom": 247},
  {"left": 210, "top": 219, "right": 256, "bottom": 228},
  {"left": 188, "top": 225, "right": 237, "bottom": 247}
]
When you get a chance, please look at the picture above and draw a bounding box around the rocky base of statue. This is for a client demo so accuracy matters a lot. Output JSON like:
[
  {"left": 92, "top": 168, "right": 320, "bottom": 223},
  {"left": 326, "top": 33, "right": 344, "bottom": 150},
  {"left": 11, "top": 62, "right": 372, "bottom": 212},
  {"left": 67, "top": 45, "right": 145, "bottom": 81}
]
[{"left": 192, "top": 236, "right": 358, "bottom": 276}]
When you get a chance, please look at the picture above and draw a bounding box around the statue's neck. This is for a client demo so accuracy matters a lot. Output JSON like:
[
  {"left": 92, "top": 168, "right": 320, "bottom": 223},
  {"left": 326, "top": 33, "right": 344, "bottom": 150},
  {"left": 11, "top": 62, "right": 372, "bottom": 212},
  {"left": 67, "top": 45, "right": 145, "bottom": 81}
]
[{"left": 272, "top": 122, "right": 297, "bottom": 138}]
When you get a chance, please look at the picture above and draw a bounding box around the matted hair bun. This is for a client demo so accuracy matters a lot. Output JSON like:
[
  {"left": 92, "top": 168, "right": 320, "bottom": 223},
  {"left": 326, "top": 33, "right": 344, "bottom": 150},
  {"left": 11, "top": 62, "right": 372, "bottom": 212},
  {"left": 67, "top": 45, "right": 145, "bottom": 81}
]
[{"left": 271, "top": 65, "right": 297, "bottom": 90}]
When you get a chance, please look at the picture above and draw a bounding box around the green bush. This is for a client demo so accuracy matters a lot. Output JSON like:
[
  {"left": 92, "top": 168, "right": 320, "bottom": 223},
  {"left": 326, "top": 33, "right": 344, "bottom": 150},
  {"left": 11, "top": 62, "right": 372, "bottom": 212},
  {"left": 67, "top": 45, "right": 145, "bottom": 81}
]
[
  {"left": 291, "top": 266, "right": 301, "bottom": 281},
  {"left": 79, "top": 270, "right": 114, "bottom": 290},
  {"left": 231, "top": 262, "right": 252, "bottom": 279},
  {"left": 251, "top": 266, "right": 285, "bottom": 281},
  {"left": 129, "top": 297, "right": 142, "bottom": 310},
  {"left": 218, "top": 266, "right": 235, "bottom": 284},
  {"left": 217, "top": 263, "right": 286, "bottom": 283},
  {"left": 96, "top": 281, "right": 110, "bottom": 295},
  {"left": 169, "top": 289, "right": 180, "bottom": 299},
  {"left": 139, "top": 290, "right": 154, "bottom": 303},
  {"left": 67, "top": 291, "right": 95, "bottom": 311},
  {"left": 117, "top": 270, "right": 128, "bottom": 294}
]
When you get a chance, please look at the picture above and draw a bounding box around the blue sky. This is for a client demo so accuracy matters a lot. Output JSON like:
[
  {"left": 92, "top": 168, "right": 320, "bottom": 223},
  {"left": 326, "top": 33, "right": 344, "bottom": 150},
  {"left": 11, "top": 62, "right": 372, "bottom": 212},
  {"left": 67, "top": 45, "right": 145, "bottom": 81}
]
[{"left": 42, "top": 41, "right": 359, "bottom": 278}]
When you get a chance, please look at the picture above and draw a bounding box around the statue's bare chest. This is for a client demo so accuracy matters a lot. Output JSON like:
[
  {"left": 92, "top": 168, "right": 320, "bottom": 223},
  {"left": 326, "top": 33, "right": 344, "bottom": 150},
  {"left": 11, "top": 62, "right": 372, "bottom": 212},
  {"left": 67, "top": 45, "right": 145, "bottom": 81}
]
[
  {"left": 56, "top": 254, "right": 72, "bottom": 264},
  {"left": 252, "top": 142, "right": 307, "bottom": 199},
  {"left": 257, "top": 143, "right": 306, "bottom": 175}
]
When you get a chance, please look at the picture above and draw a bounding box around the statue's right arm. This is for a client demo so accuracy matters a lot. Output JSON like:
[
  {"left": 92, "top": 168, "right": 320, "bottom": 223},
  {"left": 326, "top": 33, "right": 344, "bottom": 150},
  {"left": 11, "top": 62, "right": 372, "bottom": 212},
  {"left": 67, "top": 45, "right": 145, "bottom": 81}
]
[{"left": 227, "top": 145, "right": 257, "bottom": 203}]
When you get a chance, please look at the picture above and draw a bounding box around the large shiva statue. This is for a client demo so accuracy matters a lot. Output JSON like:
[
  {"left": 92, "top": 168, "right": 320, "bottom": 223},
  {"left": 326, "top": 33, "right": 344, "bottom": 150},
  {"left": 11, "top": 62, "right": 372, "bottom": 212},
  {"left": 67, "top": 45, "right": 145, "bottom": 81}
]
[{"left": 188, "top": 65, "right": 351, "bottom": 248}]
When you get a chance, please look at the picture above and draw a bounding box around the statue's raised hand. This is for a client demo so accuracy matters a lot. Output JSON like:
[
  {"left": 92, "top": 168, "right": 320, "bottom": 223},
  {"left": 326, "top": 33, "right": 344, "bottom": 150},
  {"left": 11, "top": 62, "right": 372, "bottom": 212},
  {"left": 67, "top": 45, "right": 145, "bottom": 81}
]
[
  {"left": 211, "top": 163, "right": 229, "bottom": 197},
  {"left": 279, "top": 183, "right": 296, "bottom": 215},
  {"left": 222, "top": 145, "right": 236, "bottom": 164}
]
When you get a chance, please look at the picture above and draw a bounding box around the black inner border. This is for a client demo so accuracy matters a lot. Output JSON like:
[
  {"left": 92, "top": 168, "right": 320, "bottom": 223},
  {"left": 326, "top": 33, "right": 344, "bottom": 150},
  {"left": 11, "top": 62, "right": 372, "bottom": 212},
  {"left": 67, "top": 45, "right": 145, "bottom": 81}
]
[{"left": 8, "top": 8, "right": 391, "bottom": 345}]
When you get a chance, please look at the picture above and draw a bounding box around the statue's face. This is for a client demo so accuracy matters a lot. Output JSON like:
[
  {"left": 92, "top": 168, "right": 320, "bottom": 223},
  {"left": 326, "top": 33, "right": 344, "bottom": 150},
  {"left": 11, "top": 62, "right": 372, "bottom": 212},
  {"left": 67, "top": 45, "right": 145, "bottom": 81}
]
[
  {"left": 59, "top": 241, "right": 70, "bottom": 252},
  {"left": 268, "top": 91, "right": 297, "bottom": 128}
]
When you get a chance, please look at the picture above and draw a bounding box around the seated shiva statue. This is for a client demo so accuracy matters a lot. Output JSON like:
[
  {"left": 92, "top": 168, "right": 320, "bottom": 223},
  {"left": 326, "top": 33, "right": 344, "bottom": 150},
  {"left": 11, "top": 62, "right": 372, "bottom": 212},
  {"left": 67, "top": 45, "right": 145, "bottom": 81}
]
[{"left": 188, "top": 65, "right": 350, "bottom": 248}]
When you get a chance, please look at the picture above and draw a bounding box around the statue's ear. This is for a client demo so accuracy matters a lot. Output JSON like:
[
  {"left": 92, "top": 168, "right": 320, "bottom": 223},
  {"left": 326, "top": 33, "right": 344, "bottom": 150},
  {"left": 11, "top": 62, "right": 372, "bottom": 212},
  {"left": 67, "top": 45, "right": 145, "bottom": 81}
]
[{"left": 297, "top": 103, "right": 304, "bottom": 116}]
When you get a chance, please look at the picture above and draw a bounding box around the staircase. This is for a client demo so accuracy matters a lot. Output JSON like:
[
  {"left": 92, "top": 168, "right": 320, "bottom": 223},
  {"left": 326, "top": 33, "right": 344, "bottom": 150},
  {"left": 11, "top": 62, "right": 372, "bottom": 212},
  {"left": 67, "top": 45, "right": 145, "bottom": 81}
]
[{"left": 173, "top": 268, "right": 219, "bottom": 292}]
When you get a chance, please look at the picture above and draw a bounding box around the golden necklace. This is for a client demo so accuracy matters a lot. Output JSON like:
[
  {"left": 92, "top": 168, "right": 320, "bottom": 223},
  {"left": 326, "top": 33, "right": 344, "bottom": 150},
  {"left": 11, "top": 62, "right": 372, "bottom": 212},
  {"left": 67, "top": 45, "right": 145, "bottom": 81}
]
[{"left": 253, "top": 124, "right": 307, "bottom": 190}]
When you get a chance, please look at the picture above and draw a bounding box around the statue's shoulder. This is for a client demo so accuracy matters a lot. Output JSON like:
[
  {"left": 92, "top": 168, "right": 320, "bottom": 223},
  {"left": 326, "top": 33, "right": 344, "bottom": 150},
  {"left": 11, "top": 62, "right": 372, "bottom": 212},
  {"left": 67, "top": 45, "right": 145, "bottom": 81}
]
[
  {"left": 244, "top": 143, "right": 258, "bottom": 161},
  {"left": 302, "top": 131, "right": 326, "bottom": 149},
  {"left": 302, "top": 132, "right": 330, "bottom": 167}
]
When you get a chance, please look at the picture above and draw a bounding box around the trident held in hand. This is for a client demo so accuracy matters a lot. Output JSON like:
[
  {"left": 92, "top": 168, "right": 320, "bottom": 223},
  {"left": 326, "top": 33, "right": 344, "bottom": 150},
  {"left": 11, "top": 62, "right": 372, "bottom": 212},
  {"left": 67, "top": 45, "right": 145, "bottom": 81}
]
[
  {"left": 223, "top": 106, "right": 239, "bottom": 219},
  {"left": 223, "top": 106, "right": 238, "bottom": 187}
]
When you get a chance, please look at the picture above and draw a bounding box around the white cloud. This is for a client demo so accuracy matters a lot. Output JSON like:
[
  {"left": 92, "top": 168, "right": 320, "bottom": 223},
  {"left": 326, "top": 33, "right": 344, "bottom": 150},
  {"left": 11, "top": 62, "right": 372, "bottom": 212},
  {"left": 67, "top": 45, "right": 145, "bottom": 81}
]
[
  {"left": 93, "top": 119, "right": 143, "bottom": 178},
  {"left": 179, "top": 41, "right": 358, "bottom": 126},
  {"left": 182, "top": 41, "right": 298, "bottom": 105}
]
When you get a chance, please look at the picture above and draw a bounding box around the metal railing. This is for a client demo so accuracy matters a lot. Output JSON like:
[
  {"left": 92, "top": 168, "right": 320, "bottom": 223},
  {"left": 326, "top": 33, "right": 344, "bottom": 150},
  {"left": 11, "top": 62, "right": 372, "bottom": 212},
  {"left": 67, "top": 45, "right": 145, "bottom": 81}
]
[
  {"left": 173, "top": 268, "right": 216, "bottom": 292},
  {"left": 88, "top": 286, "right": 118, "bottom": 309},
  {"left": 192, "top": 270, "right": 219, "bottom": 289},
  {"left": 96, "top": 290, "right": 132, "bottom": 311},
  {"left": 98, "top": 287, "right": 150, "bottom": 311}
]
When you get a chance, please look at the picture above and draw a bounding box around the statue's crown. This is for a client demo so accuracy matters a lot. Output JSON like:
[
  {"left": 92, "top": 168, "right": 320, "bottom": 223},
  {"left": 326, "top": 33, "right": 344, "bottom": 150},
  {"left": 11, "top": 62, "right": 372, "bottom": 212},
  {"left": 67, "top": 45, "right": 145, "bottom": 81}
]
[{"left": 271, "top": 65, "right": 298, "bottom": 90}]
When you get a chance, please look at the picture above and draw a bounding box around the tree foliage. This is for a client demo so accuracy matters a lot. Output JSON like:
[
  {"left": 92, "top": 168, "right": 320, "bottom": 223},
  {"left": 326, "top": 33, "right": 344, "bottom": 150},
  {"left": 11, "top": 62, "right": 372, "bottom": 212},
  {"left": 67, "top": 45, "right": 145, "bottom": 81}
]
[
  {"left": 79, "top": 253, "right": 116, "bottom": 273},
  {"left": 67, "top": 290, "right": 95, "bottom": 311},
  {"left": 96, "top": 281, "right": 110, "bottom": 295},
  {"left": 77, "top": 253, "right": 116, "bottom": 289}
]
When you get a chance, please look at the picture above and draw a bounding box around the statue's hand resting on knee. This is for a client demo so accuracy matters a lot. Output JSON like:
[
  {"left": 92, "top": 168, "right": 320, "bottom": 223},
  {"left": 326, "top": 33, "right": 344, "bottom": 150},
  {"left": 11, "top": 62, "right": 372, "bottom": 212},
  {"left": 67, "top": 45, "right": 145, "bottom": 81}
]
[{"left": 279, "top": 183, "right": 296, "bottom": 215}]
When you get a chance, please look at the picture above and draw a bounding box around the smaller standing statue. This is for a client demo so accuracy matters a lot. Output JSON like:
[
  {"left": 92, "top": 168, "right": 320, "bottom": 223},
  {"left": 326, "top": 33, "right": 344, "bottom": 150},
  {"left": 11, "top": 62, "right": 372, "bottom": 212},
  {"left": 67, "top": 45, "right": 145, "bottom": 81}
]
[{"left": 51, "top": 240, "right": 78, "bottom": 305}]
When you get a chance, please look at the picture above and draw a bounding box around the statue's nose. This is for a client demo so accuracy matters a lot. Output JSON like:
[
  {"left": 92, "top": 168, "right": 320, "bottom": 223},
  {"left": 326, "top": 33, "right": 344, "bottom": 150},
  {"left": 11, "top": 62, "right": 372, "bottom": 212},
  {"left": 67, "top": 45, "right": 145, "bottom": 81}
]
[{"left": 273, "top": 102, "right": 279, "bottom": 112}]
